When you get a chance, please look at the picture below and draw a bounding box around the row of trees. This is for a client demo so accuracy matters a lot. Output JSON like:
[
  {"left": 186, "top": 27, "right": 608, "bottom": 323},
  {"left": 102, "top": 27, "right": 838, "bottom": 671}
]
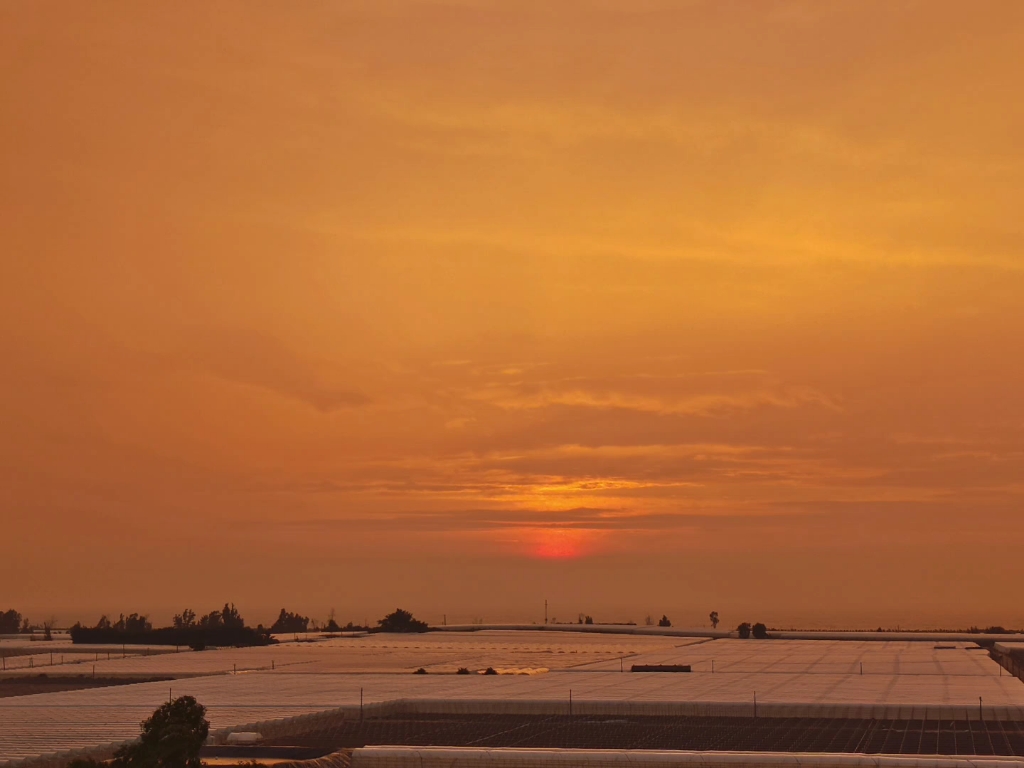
[
  {"left": 1, "top": 609, "right": 57, "bottom": 638},
  {"left": 171, "top": 604, "right": 245, "bottom": 631},
  {"left": 641, "top": 611, "right": 721, "bottom": 629},
  {"left": 267, "top": 608, "right": 368, "bottom": 633},
  {"left": 67, "top": 606, "right": 429, "bottom": 647},
  {"left": 70, "top": 603, "right": 273, "bottom": 649}
]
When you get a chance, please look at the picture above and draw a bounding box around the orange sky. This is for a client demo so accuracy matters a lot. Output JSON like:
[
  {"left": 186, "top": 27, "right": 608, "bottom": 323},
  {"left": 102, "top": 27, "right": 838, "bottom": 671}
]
[{"left": 2, "top": 1, "right": 1023, "bottom": 629}]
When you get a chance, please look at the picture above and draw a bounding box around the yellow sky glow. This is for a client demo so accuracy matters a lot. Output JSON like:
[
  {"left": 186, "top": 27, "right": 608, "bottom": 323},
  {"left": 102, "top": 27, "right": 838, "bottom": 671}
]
[{"left": 2, "top": 1, "right": 1023, "bottom": 628}]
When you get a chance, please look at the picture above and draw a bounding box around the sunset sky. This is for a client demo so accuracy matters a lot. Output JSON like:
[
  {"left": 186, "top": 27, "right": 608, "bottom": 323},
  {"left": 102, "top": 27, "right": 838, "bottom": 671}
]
[{"left": 2, "top": 1, "right": 1023, "bottom": 629}]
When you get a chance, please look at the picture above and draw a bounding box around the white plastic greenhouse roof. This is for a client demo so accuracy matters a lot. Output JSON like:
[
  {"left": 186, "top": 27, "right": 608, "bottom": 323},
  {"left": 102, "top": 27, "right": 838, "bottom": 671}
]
[
  {"left": 0, "top": 631, "right": 698, "bottom": 675},
  {"left": 0, "top": 635, "right": 1006, "bottom": 678},
  {"left": 349, "top": 746, "right": 1024, "bottom": 768},
  {"left": 2, "top": 635, "right": 1024, "bottom": 767}
]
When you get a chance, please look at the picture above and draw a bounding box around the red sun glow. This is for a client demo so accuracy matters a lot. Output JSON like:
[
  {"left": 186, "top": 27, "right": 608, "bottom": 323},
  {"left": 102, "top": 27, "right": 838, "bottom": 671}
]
[{"left": 529, "top": 529, "right": 591, "bottom": 560}]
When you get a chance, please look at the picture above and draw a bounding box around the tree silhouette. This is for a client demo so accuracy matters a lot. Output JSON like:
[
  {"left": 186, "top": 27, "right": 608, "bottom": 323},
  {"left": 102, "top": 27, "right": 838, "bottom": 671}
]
[
  {"left": 752, "top": 622, "right": 769, "bottom": 639},
  {"left": 709, "top": 611, "right": 719, "bottom": 629},
  {"left": 0, "top": 609, "right": 22, "bottom": 634},
  {"left": 325, "top": 608, "right": 341, "bottom": 632},
  {"left": 737, "top": 622, "right": 751, "bottom": 639},
  {"left": 658, "top": 615, "right": 672, "bottom": 627},
  {"left": 220, "top": 603, "right": 244, "bottom": 629},
  {"left": 270, "top": 608, "right": 310, "bottom": 633},
  {"left": 377, "top": 608, "right": 428, "bottom": 633}
]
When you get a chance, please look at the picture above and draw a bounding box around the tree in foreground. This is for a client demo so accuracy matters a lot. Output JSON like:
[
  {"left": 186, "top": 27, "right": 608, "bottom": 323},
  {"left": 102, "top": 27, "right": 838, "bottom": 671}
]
[
  {"left": 69, "top": 696, "right": 209, "bottom": 768},
  {"left": 117, "top": 695, "right": 209, "bottom": 767},
  {"left": 377, "top": 608, "right": 428, "bottom": 633}
]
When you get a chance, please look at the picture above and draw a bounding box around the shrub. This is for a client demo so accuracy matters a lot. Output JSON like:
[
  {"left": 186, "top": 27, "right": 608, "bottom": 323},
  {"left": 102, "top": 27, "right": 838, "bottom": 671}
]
[
  {"left": 413, "top": 667, "right": 427, "bottom": 674},
  {"left": 752, "top": 622, "right": 769, "bottom": 639},
  {"left": 456, "top": 667, "right": 471, "bottom": 675}
]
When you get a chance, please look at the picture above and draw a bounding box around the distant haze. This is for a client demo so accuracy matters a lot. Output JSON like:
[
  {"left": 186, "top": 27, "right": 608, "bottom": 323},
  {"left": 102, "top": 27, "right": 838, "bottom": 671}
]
[{"left": 2, "top": 2, "right": 1023, "bottom": 630}]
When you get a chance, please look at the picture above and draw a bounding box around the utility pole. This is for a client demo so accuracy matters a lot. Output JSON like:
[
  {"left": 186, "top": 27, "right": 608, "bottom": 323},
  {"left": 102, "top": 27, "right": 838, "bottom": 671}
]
[{"left": 545, "top": 600, "right": 548, "bottom": 625}]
